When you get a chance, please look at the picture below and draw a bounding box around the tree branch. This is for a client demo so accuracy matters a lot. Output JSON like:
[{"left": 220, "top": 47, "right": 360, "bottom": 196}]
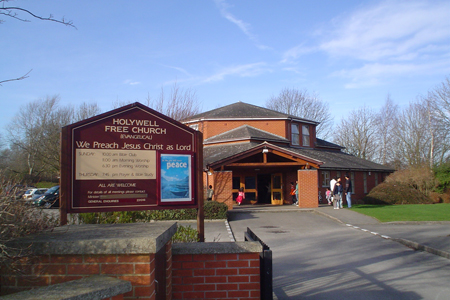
[
  {"left": 0, "top": 70, "right": 32, "bottom": 86},
  {"left": 0, "top": 6, "right": 76, "bottom": 28}
]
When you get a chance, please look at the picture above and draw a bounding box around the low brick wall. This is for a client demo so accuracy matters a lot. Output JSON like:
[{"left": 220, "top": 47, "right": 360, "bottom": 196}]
[
  {"left": 172, "top": 242, "right": 262, "bottom": 300},
  {"left": 1, "top": 223, "right": 264, "bottom": 300},
  {"left": 1, "top": 223, "right": 176, "bottom": 300}
]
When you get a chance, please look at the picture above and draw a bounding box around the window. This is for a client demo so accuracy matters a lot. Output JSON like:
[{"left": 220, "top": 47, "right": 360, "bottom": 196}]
[
  {"left": 363, "top": 172, "right": 368, "bottom": 193},
  {"left": 321, "top": 171, "right": 330, "bottom": 187},
  {"left": 291, "top": 124, "right": 300, "bottom": 145},
  {"left": 351, "top": 172, "right": 355, "bottom": 193},
  {"left": 375, "top": 173, "right": 378, "bottom": 186},
  {"left": 232, "top": 177, "right": 240, "bottom": 190},
  {"left": 245, "top": 176, "right": 256, "bottom": 189},
  {"left": 302, "top": 125, "right": 310, "bottom": 146}
]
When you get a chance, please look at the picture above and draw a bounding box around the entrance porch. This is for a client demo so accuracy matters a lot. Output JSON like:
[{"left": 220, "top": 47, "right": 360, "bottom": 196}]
[{"left": 205, "top": 143, "right": 322, "bottom": 209}]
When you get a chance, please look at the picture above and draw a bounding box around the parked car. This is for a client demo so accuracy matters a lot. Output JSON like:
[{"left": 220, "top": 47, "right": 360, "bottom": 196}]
[
  {"left": 34, "top": 186, "right": 59, "bottom": 208},
  {"left": 23, "top": 188, "right": 47, "bottom": 200}
]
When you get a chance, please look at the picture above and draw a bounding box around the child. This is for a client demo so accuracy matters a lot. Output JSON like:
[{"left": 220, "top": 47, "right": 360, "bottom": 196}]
[
  {"left": 290, "top": 182, "right": 297, "bottom": 205},
  {"left": 236, "top": 187, "right": 245, "bottom": 206},
  {"left": 326, "top": 188, "right": 332, "bottom": 205}
]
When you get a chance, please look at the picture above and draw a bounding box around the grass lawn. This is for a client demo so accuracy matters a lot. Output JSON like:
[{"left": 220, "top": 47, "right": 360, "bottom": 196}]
[{"left": 349, "top": 203, "right": 450, "bottom": 222}]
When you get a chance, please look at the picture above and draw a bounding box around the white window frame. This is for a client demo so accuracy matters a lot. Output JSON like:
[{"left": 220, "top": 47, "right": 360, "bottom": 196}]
[
  {"left": 302, "top": 125, "right": 310, "bottom": 147},
  {"left": 291, "top": 124, "right": 299, "bottom": 145},
  {"left": 321, "top": 171, "right": 330, "bottom": 187}
]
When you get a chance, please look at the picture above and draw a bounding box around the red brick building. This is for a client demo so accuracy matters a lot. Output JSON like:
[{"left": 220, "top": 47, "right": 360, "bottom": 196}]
[{"left": 183, "top": 102, "right": 394, "bottom": 209}]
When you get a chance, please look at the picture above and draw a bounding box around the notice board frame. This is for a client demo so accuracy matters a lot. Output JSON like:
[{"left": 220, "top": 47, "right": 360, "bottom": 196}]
[{"left": 60, "top": 103, "right": 204, "bottom": 240}]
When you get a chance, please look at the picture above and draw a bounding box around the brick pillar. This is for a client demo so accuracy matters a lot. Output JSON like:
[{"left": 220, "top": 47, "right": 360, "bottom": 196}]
[
  {"left": 297, "top": 169, "right": 319, "bottom": 208},
  {"left": 213, "top": 171, "right": 233, "bottom": 210}
]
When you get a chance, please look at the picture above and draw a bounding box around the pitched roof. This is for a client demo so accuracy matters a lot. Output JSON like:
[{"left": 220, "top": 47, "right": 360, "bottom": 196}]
[
  {"left": 315, "top": 138, "right": 345, "bottom": 150},
  {"left": 204, "top": 125, "right": 289, "bottom": 145},
  {"left": 185, "top": 102, "right": 319, "bottom": 124}
]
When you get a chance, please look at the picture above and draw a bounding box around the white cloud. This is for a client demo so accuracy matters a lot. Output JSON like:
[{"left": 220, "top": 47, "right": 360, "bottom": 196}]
[
  {"left": 319, "top": 1, "right": 450, "bottom": 61},
  {"left": 159, "top": 64, "right": 192, "bottom": 77},
  {"left": 332, "top": 59, "right": 450, "bottom": 89},
  {"left": 281, "top": 44, "right": 317, "bottom": 63},
  {"left": 214, "top": 0, "right": 270, "bottom": 50},
  {"left": 123, "top": 79, "right": 141, "bottom": 85},
  {"left": 203, "top": 62, "right": 271, "bottom": 83}
]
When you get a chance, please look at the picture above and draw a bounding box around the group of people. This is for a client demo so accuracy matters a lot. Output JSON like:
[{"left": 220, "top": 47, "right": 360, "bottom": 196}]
[
  {"left": 326, "top": 175, "right": 352, "bottom": 209},
  {"left": 209, "top": 175, "right": 352, "bottom": 208}
]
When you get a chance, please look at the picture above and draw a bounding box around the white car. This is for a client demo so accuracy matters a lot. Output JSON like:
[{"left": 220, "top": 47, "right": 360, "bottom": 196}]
[{"left": 22, "top": 188, "right": 48, "bottom": 200}]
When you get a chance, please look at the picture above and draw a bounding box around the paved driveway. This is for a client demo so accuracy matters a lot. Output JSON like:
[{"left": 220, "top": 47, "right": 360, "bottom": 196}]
[{"left": 228, "top": 210, "right": 450, "bottom": 300}]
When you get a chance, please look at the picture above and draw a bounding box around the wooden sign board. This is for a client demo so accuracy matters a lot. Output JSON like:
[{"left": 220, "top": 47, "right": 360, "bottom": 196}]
[{"left": 60, "top": 102, "right": 201, "bottom": 214}]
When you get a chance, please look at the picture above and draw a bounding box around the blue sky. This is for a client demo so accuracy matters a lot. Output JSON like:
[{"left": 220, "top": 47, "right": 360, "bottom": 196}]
[{"left": 1, "top": 0, "right": 449, "bottom": 139}]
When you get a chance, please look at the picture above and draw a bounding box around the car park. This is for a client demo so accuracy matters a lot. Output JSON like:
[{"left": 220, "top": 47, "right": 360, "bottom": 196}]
[{"left": 34, "top": 186, "right": 59, "bottom": 208}]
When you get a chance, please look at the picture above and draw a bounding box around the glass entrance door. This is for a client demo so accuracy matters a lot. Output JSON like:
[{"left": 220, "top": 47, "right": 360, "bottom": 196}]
[{"left": 271, "top": 173, "right": 283, "bottom": 204}]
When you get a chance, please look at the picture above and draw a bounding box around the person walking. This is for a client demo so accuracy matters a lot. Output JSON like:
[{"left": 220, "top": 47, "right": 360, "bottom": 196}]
[
  {"left": 236, "top": 187, "right": 245, "bottom": 206},
  {"left": 345, "top": 174, "right": 352, "bottom": 208},
  {"left": 206, "top": 185, "right": 214, "bottom": 201}
]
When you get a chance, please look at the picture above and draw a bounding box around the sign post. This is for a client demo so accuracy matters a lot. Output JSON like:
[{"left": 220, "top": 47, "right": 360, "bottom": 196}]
[{"left": 60, "top": 103, "right": 203, "bottom": 239}]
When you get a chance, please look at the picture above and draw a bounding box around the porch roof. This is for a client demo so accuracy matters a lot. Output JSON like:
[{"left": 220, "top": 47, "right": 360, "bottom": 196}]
[{"left": 204, "top": 142, "right": 394, "bottom": 172}]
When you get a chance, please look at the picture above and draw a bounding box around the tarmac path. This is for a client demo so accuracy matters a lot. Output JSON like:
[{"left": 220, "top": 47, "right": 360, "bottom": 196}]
[{"left": 228, "top": 208, "right": 450, "bottom": 300}]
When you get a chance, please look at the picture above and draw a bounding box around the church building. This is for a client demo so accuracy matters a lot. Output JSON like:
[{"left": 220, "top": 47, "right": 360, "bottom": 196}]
[{"left": 183, "top": 102, "right": 394, "bottom": 209}]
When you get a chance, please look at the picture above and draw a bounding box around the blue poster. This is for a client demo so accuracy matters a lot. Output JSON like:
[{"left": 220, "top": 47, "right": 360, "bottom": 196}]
[{"left": 160, "top": 154, "right": 192, "bottom": 202}]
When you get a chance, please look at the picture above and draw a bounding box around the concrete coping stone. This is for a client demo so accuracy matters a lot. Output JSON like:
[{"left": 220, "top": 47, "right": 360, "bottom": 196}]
[
  {"left": 172, "top": 241, "right": 263, "bottom": 255},
  {"left": 8, "top": 223, "right": 177, "bottom": 255},
  {"left": 0, "top": 275, "right": 132, "bottom": 300}
]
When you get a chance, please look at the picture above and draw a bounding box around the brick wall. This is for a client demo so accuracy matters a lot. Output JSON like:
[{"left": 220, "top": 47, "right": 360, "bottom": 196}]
[
  {"left": 172, "top": 252, "right": 260, "bottom": 300},
  {"left": 298, "top": 169, "right": 319, "bottom": 208},
  {"left": 213, "top": 171, "right": 233, "bottom": 210},
  {"left": 1, "top": 253, "right": 157, "bottom": 300}
]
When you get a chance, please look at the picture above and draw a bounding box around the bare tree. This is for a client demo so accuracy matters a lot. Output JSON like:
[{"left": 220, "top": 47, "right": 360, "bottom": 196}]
[
  {"left": 427, "top": 76, "right": 450, "bottom": 164},
  {"left": 265, "top": 88, "right": 333, "bottom": 139},
  {"left": 391, "top": 101, "right": 435, "bottom": 166},
  {"left": 1, "top": 0, "right": 75, "bottom": 85},
  {"left": 5, "top": 96, "right": 100, "bottom": 178},
  {"left": 146, "top": 82, "right": 202, "bottom": 121},
  {"left": 334, "top": 106, "right": 378, "bottom": 161},
  {"left": 74, "top": 102, "right": 101, "bottom": 122},
  {"left": 375, "top": 95, "right": 399, "bottom": 165}
]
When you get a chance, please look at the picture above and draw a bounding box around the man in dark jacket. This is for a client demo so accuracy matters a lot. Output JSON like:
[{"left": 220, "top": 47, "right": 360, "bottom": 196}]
[{"left": 345, "top": 174, "right": 352, "bottom": 208}]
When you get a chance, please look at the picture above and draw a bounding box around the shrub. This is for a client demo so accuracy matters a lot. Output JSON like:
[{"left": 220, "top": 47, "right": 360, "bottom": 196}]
[
  {"left": 1, "top": 188, "right": 58, "bottom": 267},
  {"left": 172, "top": 225, "right": 199, "bottom": 243},
  {"left": 385, "top": 166, "right": 437, "bottom": 196},
  {"left": 363, "top": 182, "right": 434, "bottom": 205},
  {"left": 78, "top": 201, "right": 228, "bottom": 224},
  {"left": 429, "top": 192, "right": 443, "bottom": 203},
  {"left": 35, "top": 182, "right": 58, "bottom": 189},
  {"left": 204, "top": 201, "right": 228, "bottom": 219},
  {"left": 434, "top": 162, "right": 450, "bottom": 193},
  {"left": 442, "top": 192, "right": 450, "bottom": 204}
]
